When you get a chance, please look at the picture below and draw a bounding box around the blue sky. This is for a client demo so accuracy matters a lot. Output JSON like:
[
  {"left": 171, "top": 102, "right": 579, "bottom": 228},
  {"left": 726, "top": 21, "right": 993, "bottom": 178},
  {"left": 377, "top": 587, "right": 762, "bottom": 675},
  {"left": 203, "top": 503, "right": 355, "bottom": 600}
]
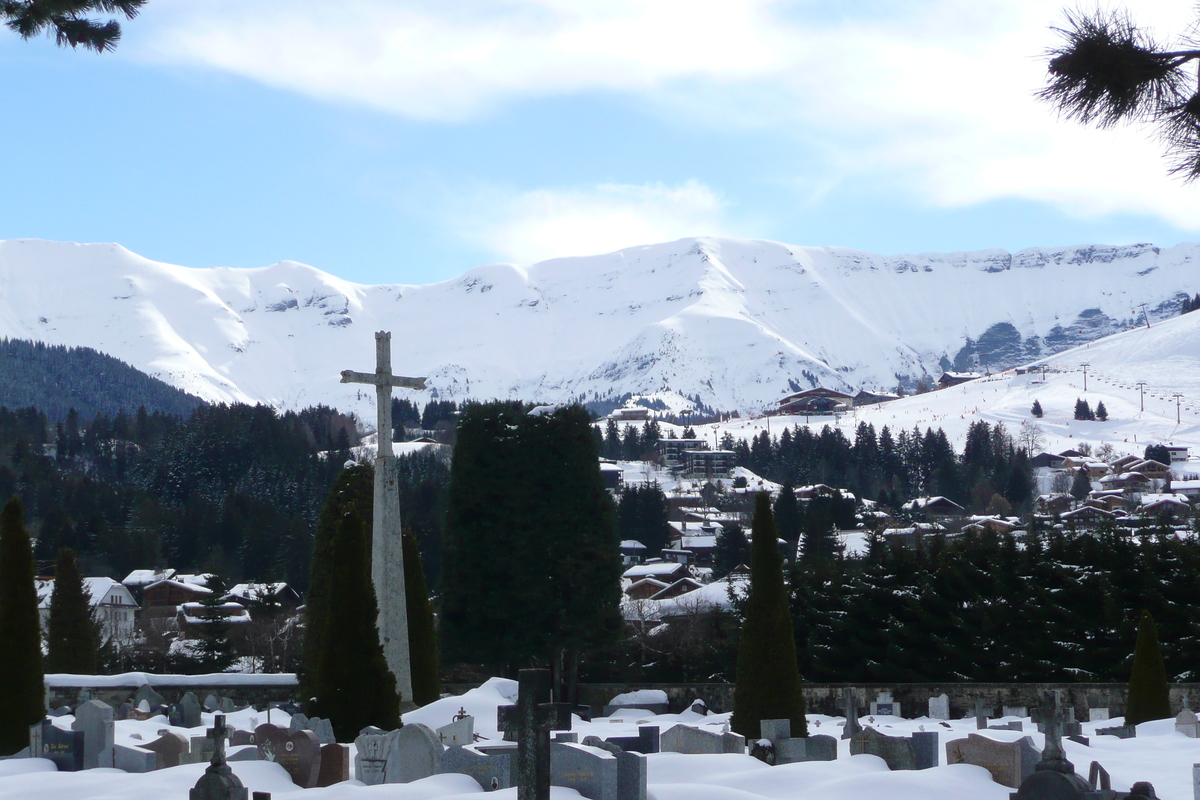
[{"left": 2, "top": 0, "right": 1198, "bottom": 286}]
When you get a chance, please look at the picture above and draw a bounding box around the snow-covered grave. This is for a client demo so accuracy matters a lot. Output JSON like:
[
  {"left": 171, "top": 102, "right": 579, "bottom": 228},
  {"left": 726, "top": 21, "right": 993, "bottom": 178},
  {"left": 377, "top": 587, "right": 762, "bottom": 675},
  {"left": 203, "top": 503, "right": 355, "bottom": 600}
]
[{"left": 4, "top": 677, "right": 1199, "bottom": 800}]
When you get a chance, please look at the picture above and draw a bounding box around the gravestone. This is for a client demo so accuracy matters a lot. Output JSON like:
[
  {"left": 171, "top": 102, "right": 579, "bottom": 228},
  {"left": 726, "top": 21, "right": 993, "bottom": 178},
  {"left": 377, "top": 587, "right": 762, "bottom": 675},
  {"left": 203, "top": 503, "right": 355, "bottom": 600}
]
[
  {"left": 721, "top": 731, "right": 745, "bottom": 754},
  {"left": 989, "top": 722, "right": 1024, "bottom": 732},
  {"left": 255, "top": 723, "right": 321, "bottom": 788},
  {"left": 143, "top": 730, "right": 190, "bottom": 768},
  {"left": 1088, "top": 709, "right": 1110, "bottom": 722},
  {"left": 551, "top": 743, "right": 618, "bottom": 800},
  {"left": 190, "top": 715, "right": 249, "bottom": 800},
  {"left": 849, "top": 727, "right": 937, "bottom": 770},
  {"left": 134, "top": 684, "right": 165, "bottom": 709},
  {"left": 661, "top": 725, "right": 724, "bottom": 754},
  {"left": 1096, "top": 725, "right": 1135, "bottom": 739},
  {"left": 353, "top": 727, "right": 399, "bottom": 786},
  {"left": 384, "top": 723, "right": 443, "bottom": 783},
  {"left": 31, "top": 720, "right": 83, "bottom": 771},
  {"left": 49, "top": 706, "right": 72, "bottom": 717},
  {"left": 181, "top": 692, "right": 203, "bottom": 728},
  {"left": 192, "top": 735, "right": 215, "bottom": 765},
  {"left": 438, "top": 745, "right": 513, "bottom": 791},
  {"left": 604, "top": 725, "right": 660, "bottom": 754},
  {"left": 341, "top": 331, "right": 426, "bottom": 704},
  {"left": 1178, "top": 709, "right": 1199, "bottom": 738},
  {"left": 554, "top": 732, "right": 579, "bottom": 744},
  {"left": 228, "top": 746, "right": 259, "bottom": 762},
  {"left": 117, "top": 701, "right": 133, "bottom": 721},
  {"left": 1010, "top": 691, "right": 1093, "bottom": 800},
  {"left": 946, "top": 734, "right": 1040, "bottom": 788},
  {"left": 616, "top": 751, "right": 648, "bottom": 800},
  {"left": 841, "top": 687, "right": 861, "bottom": 740},
  {"left": 115, "top": 743, "right": 157, "bottom": 773},
  {"left": 1003, "top": 706, "right": 1028, "bottom": 719},
  {"left": 870, "top": 691, "right": 900, "bottom": 717},
  {"left": 230, "top": 730, "right": 256, "bottom": 747},
  {"left": 975, "top": 699, "right": 990, "bottom": 730},
  {"left": 204, "top": 694, "right": 221, "bottom": 713},
  {"left": 757, "top": 719, "right": 836, "bottom": 764},
  {"left": 317, "top": 743, "right": 350, "bottom": 787},
  {"left": 308, "top": 718, "right": 335, "bottom": 746},
  {"left": 1192, "top": 764, "right": 1200, "bottom": 800},
  {"left": 73, "top": 699, "right": 115, "bottom": 769},
  {"left": 497, "top": 669, "right": 572, "bottom": 800},
  {"left": 929, "top": 694, "right": 950, "bottom": 721},
  {"left": 288, "top": 713, "right": 310, "bottom": 733},
  {"left": 437, "top": 716, "right": 474, "bottom": 746}
]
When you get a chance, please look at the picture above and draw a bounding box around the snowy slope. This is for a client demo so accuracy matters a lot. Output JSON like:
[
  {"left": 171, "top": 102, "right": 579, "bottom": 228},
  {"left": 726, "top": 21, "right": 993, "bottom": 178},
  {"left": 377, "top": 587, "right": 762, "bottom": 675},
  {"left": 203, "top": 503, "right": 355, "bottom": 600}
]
[{"left": 1, "top": 238, "right": 1197, "bottom": 420}]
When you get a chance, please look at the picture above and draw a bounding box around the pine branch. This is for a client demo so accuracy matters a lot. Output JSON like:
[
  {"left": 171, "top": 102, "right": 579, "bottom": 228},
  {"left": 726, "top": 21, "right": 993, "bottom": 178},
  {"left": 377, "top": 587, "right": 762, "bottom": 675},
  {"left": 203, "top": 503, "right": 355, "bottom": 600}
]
[{"left": 2, "top": 0, "right": 146, "bottom": 52}]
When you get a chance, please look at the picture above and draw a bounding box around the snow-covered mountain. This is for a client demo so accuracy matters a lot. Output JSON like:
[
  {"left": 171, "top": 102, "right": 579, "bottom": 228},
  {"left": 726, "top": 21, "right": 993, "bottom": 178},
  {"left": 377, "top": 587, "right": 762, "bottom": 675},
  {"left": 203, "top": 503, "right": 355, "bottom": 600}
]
[{"left": 1, "top": 237, "right": 1196, "bottom": 419}]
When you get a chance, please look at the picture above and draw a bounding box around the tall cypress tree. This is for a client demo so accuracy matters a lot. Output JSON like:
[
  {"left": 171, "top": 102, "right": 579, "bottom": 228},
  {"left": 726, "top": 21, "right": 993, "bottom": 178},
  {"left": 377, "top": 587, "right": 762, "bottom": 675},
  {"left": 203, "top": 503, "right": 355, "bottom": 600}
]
[
  {"left": 45, "top": 548, "right": 98, "bottom": 674},
  {"left": 403, "top": 528, "right": 440, "bottom": 706},
  {"left": 731, "top": 493, "right": 806, "bottom": 739},
  {"left": 310, "top": 507, "right": 400, "bottom": 740},
  {"left": 1125, "top": 609, "right": 1171, "bottom": 725},
  {"left": 0, "top": 497, "right": 45, "bottom": 754}
]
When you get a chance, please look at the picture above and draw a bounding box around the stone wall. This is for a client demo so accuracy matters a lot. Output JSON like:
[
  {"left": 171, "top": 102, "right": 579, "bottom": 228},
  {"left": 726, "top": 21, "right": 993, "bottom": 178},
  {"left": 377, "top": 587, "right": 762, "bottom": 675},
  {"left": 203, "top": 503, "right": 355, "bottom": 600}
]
[{"left": 45, "top": 673, "right": 298, "bottom": 710}]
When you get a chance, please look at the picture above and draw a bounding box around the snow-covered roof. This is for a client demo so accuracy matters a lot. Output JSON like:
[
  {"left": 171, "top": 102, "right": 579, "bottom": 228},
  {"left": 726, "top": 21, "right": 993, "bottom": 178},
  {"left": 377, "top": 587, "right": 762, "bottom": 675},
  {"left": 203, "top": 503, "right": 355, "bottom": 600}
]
[
  {"left": 178, "top": 602, "right": 251, "bottom": 625},
  {"left": 122, "top": 568, "right": 175, "bottom": 587},
  {"left": 37, "top": 577, "right": 138, "bottom": 609},
  {"left": 226, "top": 582, "right": 289, "bottom": 602},
  {"left": 620, "top": 540, "right": 647, "bottom": 550},
  {"left": 677, "top": 535, "right": 718, "bottom": 549},
  {"left": 622, "top": 561, "right": 688, "bottom": 579},
  {"left": 146, "top": 579, "right": 213, "bottom": 594},
  {"left": 1139, "top": 494, "right": 1191, "bottom": 509}
]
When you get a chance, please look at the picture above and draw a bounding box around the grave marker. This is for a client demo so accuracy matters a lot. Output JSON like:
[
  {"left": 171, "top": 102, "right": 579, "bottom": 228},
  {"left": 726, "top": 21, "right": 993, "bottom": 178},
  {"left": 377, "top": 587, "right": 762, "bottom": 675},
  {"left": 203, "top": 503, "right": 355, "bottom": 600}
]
[
  {"left": 437, "top": 745, "right": 513, "bottom": 791},
  {"left": 849, "top": 727, "right": 937, "bottom": 770},
  {"left": 180, "top": 692, "right": 203, "bottom": 728},
  {"left": 73, "top": 699, "right": 115, "bottom": 769},
  {"left": 437, "top": 715, "right": 474, "bottom": 746},
  {"left": 1178, "top": 709, "right": 1200, "bottom": 738},
  {"left": 842, "top": 687, "right": 861, "bottom": 740},
  {"left": 189, "top": 715, "right": 248, "bottom": 800},
  {"left": 1088, "top": 709, "right": 1110, "bottom": 722},
  {"left": 353, "top": 727, "right": 398, "bottom": 786},
  {"left": 255, "top": 723, "right": 321, "bottom": 788},
  {"left": 551, "top": 742, "right": 617, "bottom": 800},
  {"left": 31, "top": 720, "right": 83, "bottom": 772},
  {"left": 946, "top": 733, "right": 1040, "bottom": 788},
  {"left": 143, "top": 730, "right": 190, "bottom": 768},
  {"left": 870, "top": 691, "right": 900, "bottom": 717},
  {"left": 317, "top": 743, "right": 350, "bottom": 787},
  {"left": 114, "top": 743, "right": 157, "bottom": 773},
  {"left": 384, "top": 723, "right": 443, "bottom": 783},
  {"left": 929, "top": 694, "right": 950, "bottom": 721},
  {"left": 497, "top": 669, "right": 572, "bottom": 800}
]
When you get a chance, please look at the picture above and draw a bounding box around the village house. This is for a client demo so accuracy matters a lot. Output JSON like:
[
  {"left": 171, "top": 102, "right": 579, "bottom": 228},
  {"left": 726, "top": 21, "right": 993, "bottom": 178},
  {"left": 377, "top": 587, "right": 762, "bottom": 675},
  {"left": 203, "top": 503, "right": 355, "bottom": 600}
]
[
  {"left": 621, "top": 559, "right": 691, "bottom": 589},
  {"left": 853, "top": 390, "right": 900, "bottom": 406},
  {"left": 608, "top": 406, "right": 650, "bottom": 422},
  {"left": 1060, "top": 457, "right": 1111, "bottom": 479},
  {"left": 36, "top": 577, "right": 139, "bottom": 648},
  {"left": 682, "top": 449, "right": 735, "bottom": 480},
  {"left": 599, "top": 460, "right": 624, "bottom": 491},
  {"left": 1137, "top": 494, "right": 1193, "bottom": 521},
  {"left": 176, "top": 601, "right": 251, "bottom": 637},
  {"left": 1164, "top": 445, "right": 1190, "bottom": 463},
  {"left": 1127, "top": 459, "right": 1172, "bottom": 481},
  {"left": 1060, "top": 506, "right": 1116, "bottom": 526},
  {"left": 1036, "top": 494, "right": 1073, "bottom": 515},
  {"left": 670, "top": 535, "right": 718, "bottom": 567},
  {"left": 620, "top": 540, "right": 648, "bottom": 567},
  {"left": 141, "top": 579, "right": 212, "bottom": 619},
  {"left": 938, "top": 371, "right": 982, "bottom": 388},
  {"left": 777, "top": 387, "right": 854, "bottom": 415},
  {"left": 656, "top": 438, "right": 709, "bottom": 468},
  {"left": 1098, "top": 472, "right": 1152, "bottom": 492},
  {"left": 960, "top": 516, "right": 1022, "bottom": 535},
  {"left": 1086, "top": 491, "right": 1130, "bottom": 514},
  {"left": 626, "top": 578, "right": 670, "bottom": 601},
  {"left": 224, "top": 582, "right": 302, "bottom": 612},
  {"left": 1173, "top": 479, "right": 1200, "bottom": 501},
  {"left": 648, "top": 577, "right": 705, "bottom": 601},
  {"left": 1109, "top": 454, "right": 1143, "bottom": 473},
  {"left": 901, "top": 496, "right": 966, "bottom": 519}
]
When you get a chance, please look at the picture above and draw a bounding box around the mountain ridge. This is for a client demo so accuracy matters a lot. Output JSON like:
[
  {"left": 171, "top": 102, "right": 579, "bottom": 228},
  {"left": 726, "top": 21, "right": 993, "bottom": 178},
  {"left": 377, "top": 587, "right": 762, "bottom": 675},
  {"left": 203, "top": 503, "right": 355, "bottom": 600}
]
[{"left": 0, "top": 236, "right": 1196, "bottom": 419}]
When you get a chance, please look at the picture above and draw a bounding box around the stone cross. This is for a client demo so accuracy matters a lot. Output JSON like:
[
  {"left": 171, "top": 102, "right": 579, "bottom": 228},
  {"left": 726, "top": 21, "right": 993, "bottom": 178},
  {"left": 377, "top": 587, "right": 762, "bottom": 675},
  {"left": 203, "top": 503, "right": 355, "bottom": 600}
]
[
  {"left": 1033, "top": 691, "right": 1074, "bottom": 775},
  {"left": 498, "top": 669, "right": 572, "bottom": 800},
  {"left": 206, "top": 715, "right": 231, "bottom": 767},
  {"left": 340, "top": 331, "right": 427, "bottom": 705},
  {"left": 841, "top": 687, "right": 861, "bottom": 740}
]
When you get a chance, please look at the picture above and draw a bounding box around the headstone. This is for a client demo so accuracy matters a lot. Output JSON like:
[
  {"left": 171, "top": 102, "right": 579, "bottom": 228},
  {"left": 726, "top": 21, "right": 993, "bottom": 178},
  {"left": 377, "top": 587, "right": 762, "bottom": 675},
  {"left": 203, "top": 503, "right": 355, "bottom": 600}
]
[
  {"left": 1088, "top": 708, "right": 1109, "bottom": 722},
  {"left": 581, "top": 736, "right": 620, "bottom": 755},
  {"left": 759, "top": 719, "right": 791, "bottom": 742},
  {"left": 117, "top": 701, "right": 133, "bottom": 721},
  {"left": 870, "top": 691, "right": 900, "bottom": 718},
  {"left": 946, "top": 734, "right": 1040, "bottom": 788},
  {"left": 143, "top": 730, "right": 190, "bottom": 768},
  {"left": 31, "top": 720, "right": 83, "bottom": 771},
  {"left": 49, "top": 706, "right": 72, "bottom": 718},
  {"left": 849, "top": 727, "right": 936, "bottom": 770},
  {"left": 134, "top": 684, "right": 165, "bottom": 709},
  {"left": 353, "top": 728, "right": 399, "bottom": 786},
  {"left": 604, "top": 726, "right": 659, "bottom": 754},
  {"left": 438, "top": 716, "right": 475, "bottom": 746},
  {"left": 1178, "top": 709, "right": 1200, "bottom": 738},
  {"left": 180, "top": 692, "right": 203, "bottom": 728},
  {"left": 438, "top": 744, "right": 514, "bottom": 791},
  {"left": 1003, "top": 706, "right": 1027, "bottom": 719},
  {"left": 1066, "top": 735, "right": 1089, "bottom": 747},
  {"left": 384, "top": 723, "right": 443, "bottom": 783},
  {"left": 316, "top": 743, "right": 349, "bottom": 787},
  {"left": 168, "top": 704, "right": 184, "bottom": 728},
  {"left": 228, "top": 746, "right": 259, "bottom": 762},
  {"left": 189, "top": 715, "right": 248, "bottom": 800},
  {"left": 929, "top": 694, "right": 950, "bottom": 721},
  {"left": 115, "top": 743, "right": 157, "bottom": 773},
  {"left": 1096, "top": 725, "right": 1135, "bottom": 739},
  {"left": 555, "top": 732, "right": 579, "bottom": 744},
  {"left": 230, "top": 730, "right": 256, "bottom": 747},
  {"left": 660, "top": 725, "right": 724, "bottom": 754},
  {"left": 204, "top": 694, "right": 221, "bottom": 713},
  {"left": 73, "top": 699, "right": 115, "bottom": 769},
  {"left": 1192, "top": 763, "right": 1200, "bottom": 800},
  {"left": 989, "top": 722, "right": 1024, "bottom": 732},
  {"left": 255, "top": 723, "right": 321, "bottom": 788},
  {"left": 616, "top": 751, "right": 647, "bottom": 800},
  {"left": 688, "top": 699, "right": 707, "bottom": 715},
  {"left": 497, "top": 669, "right": 572, "bottom": 800},
  {"left": 1011, "top": 691, "right": 1092, "bottom": 800},
  {"left": 341, "top": 331, "right": 426, "bottom": 703},
  {"left": 550, "top": 743, "right": 618, "bottom": 800},
  {"left": 219, "top": 697, "right": 237, "bottom": 714},
  {"left": 842, "top": 687, "right": 861, "bottom": 740},
  {"left": 308, "top": 718, "right": 335, "bottom": 746},
  {"left": 975, "top": 699, "right": 989, "bottom": 730},
  {"left": 192, "top": 735, "right": 215, "bottom": 765},
  {"left": 288, "top": 713, "right": 310, "bottom": 733}
]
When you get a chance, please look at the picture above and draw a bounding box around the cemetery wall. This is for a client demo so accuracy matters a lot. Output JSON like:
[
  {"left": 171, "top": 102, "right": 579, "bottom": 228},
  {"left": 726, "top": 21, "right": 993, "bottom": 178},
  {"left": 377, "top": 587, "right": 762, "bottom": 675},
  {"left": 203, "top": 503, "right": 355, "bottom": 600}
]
[{"left": 45, "top": 673, "right": 298, "bottom": 710}]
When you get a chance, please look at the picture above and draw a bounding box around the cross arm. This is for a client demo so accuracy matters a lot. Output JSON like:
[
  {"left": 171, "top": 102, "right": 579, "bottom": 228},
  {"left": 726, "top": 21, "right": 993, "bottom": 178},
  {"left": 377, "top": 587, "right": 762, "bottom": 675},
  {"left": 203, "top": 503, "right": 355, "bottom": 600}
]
[{"left": 340, "top": 370, "right": 428, "bottom": 390}]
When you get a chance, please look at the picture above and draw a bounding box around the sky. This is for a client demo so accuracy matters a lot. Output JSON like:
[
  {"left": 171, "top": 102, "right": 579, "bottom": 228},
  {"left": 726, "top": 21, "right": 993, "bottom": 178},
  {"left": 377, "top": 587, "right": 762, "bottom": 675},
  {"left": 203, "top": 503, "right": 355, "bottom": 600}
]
[{"left": 2, "top": 0, "right": 1200, "bottom": 286}]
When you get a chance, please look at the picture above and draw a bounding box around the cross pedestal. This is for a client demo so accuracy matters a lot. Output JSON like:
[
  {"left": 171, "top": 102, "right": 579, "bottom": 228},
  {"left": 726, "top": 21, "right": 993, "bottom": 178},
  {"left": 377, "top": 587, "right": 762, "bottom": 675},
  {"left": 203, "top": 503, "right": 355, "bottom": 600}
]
[
  {"left": 498, "top": 669, "right": 572, "bottom": 800},
  {"left": 341, "top": 331, "right": 427, "bottom": 705}
]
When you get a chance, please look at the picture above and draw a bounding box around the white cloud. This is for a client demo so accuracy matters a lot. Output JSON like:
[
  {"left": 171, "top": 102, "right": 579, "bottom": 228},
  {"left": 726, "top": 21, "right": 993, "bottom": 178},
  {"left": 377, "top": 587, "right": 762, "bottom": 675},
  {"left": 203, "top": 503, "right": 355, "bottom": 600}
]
[
  {"left": 134, "top": 0, "right": 1200, "bottom": 235},
  {"left": 461, "top": 180, "right": 730, "bottom": 263}
]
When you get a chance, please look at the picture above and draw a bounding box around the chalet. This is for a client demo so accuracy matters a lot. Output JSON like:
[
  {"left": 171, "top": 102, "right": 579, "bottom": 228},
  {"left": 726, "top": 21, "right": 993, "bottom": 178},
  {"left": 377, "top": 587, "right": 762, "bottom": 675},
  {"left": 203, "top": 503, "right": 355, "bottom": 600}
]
[
  {"left": 608, "top": 406, "right": 650, "bottom": 422},
  {"left": 1060, "top": 457, "right": 1110, "bottom": 479},
  {"left": 1109, "top": 454, "right": 1143, "bottom": 472},
  {"left": 1086, "top": 491, "right": 1130, "bottom": 513},
  {"left": 668, "top": 520, "right": 724, "bottom": 539},
  {"left": 1138, "top": 494, "right": 1192, "bottom": 520},
  {"left": 938, "top": 372, "right": 982, "bottom": 388},
  {"left": 661, "top": 548, "right": 692, "bottom": 566},
  {"left": 622, "top": 560, "right": 690, "bottom": 586},
  {"left": 1060, "top": 506, "right": 1115, "bottom": 525},
  {"left": 650, "top": 577, "right": 705, "bottom": 601},
  {"left": 142, "top": 579, "right": 212, "bottom": 618},
  {"left": 36, "top": 577, "right": 139, "bottom": 647},
  {"left": 1036, "top": 494, "right": 1073, "bottom": 515},
  {"left": 599, "top": 460, "right": 624, "bottom": 491},
  {"left": 778, "top": 388, "right": 853, "bottom": 415},
  {"left": 1164, "top": 445, "right": 1190, "bottom": 463},
  {"left": 224, "top": 582, "right": 302, "bottom": 611},
  {"left": 620, "top": 540, "right": 648, "bottom": 567},
  {"left": 672, "top": 535, "right": 718, "bottom": 567},
  {"left": 176, "top": 601, "right": 251, "bottom": 636},
  {"left": 881, "top": 522, "right": 947, "bottom": 545},
  {"left": 1098, "top": 472, "right": 1151, "bottom": 491},
  {"left": 1031, "top": 452, "right": 1069, "bottom": 469},
  {"left": 961, "top": 516, "right": 1021, "bottom": 535},
  {"left": 1128, "top": 459, "right": 1172, "bottom": 480},
  {"left": 683, "top": 449, "right": 735, "bottom": 480},
  {"left": 626, "top": 578, "right": 671, "bottom": 600},
  {"left": 1173, "top": 480, "right": 1200, "bottom": 501},
  {"left": 901, "top": 496, "right": 966, "bottom": 519},
  {"left": 853, "top": 390, "right": 900, "bottom": 407},
  {"left": 656, "top": 439, "right": 708, "bottom": 468}
]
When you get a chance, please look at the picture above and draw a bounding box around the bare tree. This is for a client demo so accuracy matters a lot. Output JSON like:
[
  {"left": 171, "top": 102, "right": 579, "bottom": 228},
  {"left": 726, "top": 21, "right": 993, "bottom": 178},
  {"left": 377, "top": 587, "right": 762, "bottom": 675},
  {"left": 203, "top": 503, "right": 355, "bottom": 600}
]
[{"left": 1018, "top": 422, "right": 1047, "bottom": 455}]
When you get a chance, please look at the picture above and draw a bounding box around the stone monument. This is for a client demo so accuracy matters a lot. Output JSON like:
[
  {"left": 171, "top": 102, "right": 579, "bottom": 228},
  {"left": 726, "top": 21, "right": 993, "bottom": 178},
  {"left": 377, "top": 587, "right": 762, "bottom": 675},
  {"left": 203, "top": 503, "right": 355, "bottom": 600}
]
[
  {"left": 340, "top": 331, "right": 427, "bottom": 705},
  {"left": 189, "top": 715, "right": 248, "bottom": 800},
  {"left": 498, "top": 668, "right": 572, "bottom": 800}
]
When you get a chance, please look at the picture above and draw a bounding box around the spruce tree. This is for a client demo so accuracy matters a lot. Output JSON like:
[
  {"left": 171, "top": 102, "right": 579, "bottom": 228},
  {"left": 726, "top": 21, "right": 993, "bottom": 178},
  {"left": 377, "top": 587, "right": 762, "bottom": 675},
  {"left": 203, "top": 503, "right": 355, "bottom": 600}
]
[
  {"left": 713, "top": 524, "right": 750, "bottom": 579},
  {"left": 773, "top": 486, "right": 802, "bottom": 545},
  {"left": 1031, "top": 399, "right": 1044, "bottom": 418},
  {"left": 731, "top": 493, "right": 806, "bottom": 739},
  {"left": 403, "top": 528, "right": 440, "bottom": 706},
  {"left": 310, "top": 508, "right": 400, "bottom": 740},
  {"left": 45, "top": 548, "right": 98, "bottom": 674},
  {"left": 1095, "top": 401, "right": 1109, "bottom": 422},
  {"left": 0, "top": 497, "right": 45, "bottom": 754},
  {"left": 194, "top": 573, "right": 235, "bottom": 672},
  {"left": 1125, "top": 609, "right": 1171, "bottom": 725},
  {"left": 1070, "top": 468, "right": 1092, "bottom": 502}
]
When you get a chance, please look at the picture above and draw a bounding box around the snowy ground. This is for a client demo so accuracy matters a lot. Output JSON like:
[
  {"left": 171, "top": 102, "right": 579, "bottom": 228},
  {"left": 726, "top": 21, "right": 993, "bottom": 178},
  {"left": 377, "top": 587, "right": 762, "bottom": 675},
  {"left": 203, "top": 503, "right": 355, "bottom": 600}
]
[{"left": 4, "top": 679, "right": 1199, "bottom": 800}]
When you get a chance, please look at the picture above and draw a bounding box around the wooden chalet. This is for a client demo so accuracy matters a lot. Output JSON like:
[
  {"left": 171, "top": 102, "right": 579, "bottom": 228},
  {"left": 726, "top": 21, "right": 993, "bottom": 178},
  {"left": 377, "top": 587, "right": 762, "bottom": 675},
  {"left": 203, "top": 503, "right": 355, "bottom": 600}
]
[
  {"left": 650, "top": 577, "right": 705, "bottom": 601},
  {"left": 853, "top": 390, "right": 900, "bottom": 407},
  {"left": 901, "top": 496, "right": 966, "bottom": 519},
  {"left": 777, "top": 388, "right": 853, "bottom": 415},
  {"left": 938, "top": 371, "right": 982, "bottom": 388},
  {"left": 1128, "top": 459, "right": 1172, "bottom": 480},
  {"left": 142, "top": 579, "right": 212, "bottom": 618},
  {"left": 1036, "top": 494, "right": 1073, "bottom": 515},
  {"left": 626, "top": 578, "right": 671, "bottom": 600},
  {"left": 1060, "top": 506, "right": 1115, "bottom": 525}
]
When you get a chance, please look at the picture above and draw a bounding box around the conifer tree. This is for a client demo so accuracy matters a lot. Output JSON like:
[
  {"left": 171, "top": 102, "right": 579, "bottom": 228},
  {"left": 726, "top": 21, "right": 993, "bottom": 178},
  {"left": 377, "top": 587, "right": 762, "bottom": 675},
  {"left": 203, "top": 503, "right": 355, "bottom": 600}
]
[
  {"left": 45, "top": 548, "right": 97, "bottom": 674},
  {"left": 713, "top": 524, "right": 750, "bottom": 579},
  {"left": 1125, "top": 609, "right": 1171, "bottom": 725},
  {"left": 731, "top": 493, "right": 806, "bottom": 739},
  {"left": 310, "top": 508, "right": 400, "bottom": 740},
  {"left": 0, "top": 497, "right": 45, "bottom": 755},
  {"left": 403, "top": 528, "right": 440, "bottom": 706},
  {"left": 773, "top": 485, "right": 802, "bottom": 545},
  {"left": 1070, "top": 468, "right": 1092, "bottom": 502},
  {"left": 1031, "top": 399, "right": 1044, "bottom": 418},
  {"left": 1095, "top": 401, "right": 1109, "bottom": 422},
  {"left": 194, "top": 573, "right": 235, "bottom": 672}
]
